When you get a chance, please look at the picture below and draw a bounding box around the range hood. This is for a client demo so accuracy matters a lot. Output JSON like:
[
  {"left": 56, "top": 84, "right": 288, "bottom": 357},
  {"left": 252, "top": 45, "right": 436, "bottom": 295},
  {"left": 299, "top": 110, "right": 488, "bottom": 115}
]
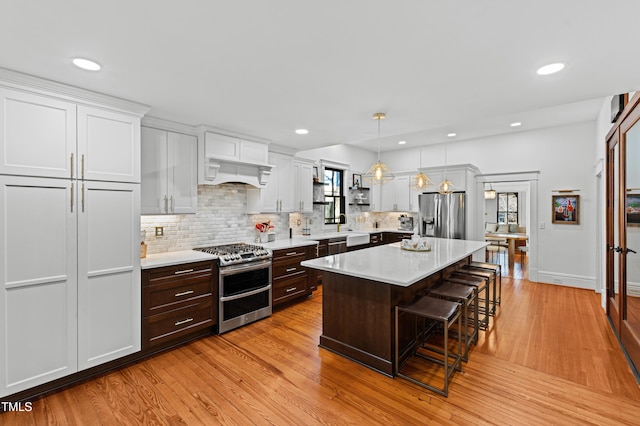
[
  {"left": 198, "top": 127, "right": 274, "bottom": 188},
  {"left": 203, "top": 156, "right": 273, "bottom": 187}
]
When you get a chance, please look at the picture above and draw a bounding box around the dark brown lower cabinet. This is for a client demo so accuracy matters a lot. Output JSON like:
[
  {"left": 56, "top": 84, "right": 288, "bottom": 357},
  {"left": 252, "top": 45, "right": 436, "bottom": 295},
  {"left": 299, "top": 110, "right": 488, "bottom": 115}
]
[
  {"left": 142, "top": 260, "right": 217, "bottom": 349},
  {"left": 272, "top": 245, "right": 316, "bottom": 307}
]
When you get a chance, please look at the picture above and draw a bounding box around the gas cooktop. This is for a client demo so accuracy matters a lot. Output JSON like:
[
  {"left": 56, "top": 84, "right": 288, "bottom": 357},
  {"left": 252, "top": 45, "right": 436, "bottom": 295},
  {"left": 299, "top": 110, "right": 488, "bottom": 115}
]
[{"left": 194, "top": 243, "right": 272, "bottom": 266}]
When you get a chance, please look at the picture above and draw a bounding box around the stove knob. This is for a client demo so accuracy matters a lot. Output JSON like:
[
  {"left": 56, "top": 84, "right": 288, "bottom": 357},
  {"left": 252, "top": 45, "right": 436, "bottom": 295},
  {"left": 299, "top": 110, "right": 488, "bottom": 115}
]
[{"left": 223, "top": 255, "right": 230, "bottom": 262}]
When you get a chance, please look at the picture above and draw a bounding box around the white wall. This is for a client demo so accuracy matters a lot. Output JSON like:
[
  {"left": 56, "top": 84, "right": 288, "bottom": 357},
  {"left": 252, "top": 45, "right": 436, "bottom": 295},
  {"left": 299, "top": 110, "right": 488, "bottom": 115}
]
[
  {"left": 382, "top": 122, "right": 597, "bottom": 289},
  {"left": 595, "top": 97, "right": 612, "bottom": 306},
  {"left": 296, "top": 144, "right": 377, "bottom": 176}
]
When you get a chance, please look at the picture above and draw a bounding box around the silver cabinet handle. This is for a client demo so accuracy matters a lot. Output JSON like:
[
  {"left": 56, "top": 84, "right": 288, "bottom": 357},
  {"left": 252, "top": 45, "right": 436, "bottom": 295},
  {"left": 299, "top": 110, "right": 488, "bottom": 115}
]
[
  {"left": 174, "top": 269, "right": 194, "bottom": 275},
  {"left": 164, "top": 195, "right": 168, "bottom": 213},
  {"left": 70, "top": 153, "right": 74, "bottom": 179},
  {"left": 175, "top": 318, "right": 193, "bottom": 326},
  {"left": 81, "top": 154, "right": 85, "bottom": 179},
  {"left": 175, "top": 290, "right": 194, "bottom": 297},
  {"left": 81, "top": 183, "right": 85, "bottom": 212},
  {"left": 170, "top": 195, "right": 174, "bottom": 213},
  {"left": 70, "top": 182, "right": 74, "bottom": 212},
  {"left": 286, "top": 267, "right": 297, "bottom": 272},
  {"left": 286, "top": 287, "right": 297, "bottom": 293},
  {"left": 286, "top": 252, "right": 298, "bottom": 256}
]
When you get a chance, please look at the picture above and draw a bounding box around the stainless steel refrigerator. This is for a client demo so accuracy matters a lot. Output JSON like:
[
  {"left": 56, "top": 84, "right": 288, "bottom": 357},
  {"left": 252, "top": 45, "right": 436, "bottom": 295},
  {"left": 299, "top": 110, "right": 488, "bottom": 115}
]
[{"left": 418, "top": 191, "right": 466, "bottom": 239}]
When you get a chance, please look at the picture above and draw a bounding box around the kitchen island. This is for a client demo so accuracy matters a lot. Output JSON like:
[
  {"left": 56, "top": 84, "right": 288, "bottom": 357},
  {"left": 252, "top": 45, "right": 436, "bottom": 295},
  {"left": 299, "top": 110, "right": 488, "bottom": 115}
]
[{"left": 301, "top": 238, "right": 487, "bottom": 376}]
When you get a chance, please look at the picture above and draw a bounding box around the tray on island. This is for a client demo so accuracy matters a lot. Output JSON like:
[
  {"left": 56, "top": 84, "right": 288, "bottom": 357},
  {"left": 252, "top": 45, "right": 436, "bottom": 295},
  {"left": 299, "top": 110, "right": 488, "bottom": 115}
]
[{"left": 400, "top": 245, "right": 432, "bottom": 252}]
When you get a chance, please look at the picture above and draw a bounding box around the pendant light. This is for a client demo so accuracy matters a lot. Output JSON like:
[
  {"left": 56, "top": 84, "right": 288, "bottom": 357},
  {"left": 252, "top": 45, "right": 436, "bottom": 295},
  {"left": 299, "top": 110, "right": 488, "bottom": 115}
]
[
  {"left": 438, "top": 139, "right": 454, "bottom": 194},
  {"left": 364, "top": 112, "right": 394, "bottom": 185},
  {"left": 411, "top": 149, "right": 432, "bottom": 191},
  {"left": 484, "top": 183, "right": 496, "bottom": 199}
]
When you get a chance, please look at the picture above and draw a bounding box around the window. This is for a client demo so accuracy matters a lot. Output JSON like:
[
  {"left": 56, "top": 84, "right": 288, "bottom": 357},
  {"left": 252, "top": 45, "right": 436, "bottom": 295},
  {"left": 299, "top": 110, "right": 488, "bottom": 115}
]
[
  {"left": 497, "top": 192, "right": 518, "bottom": 224},
  {"left": 324, "top": 167, "right": 345, "bottom": 225}
]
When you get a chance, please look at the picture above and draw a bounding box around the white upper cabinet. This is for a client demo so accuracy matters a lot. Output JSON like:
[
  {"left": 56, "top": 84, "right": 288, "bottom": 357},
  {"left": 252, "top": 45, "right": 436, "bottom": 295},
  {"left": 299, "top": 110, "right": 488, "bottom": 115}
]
[
  {"left": 293, "top": 159, "right": 314, "bottom": 213},
  {"left": 0, "top": 88, "right": 76, "bottom": 179},
  {"left": 141, "top": 126, "right": 197, "bottom": 215},
  {"left": 257, "top": 152, "right": 293, "bottom": 213},
  {"left": 203, "top": 131, "right": 268, "bottom": 164},
  {"left": 77, "top": 106, "right": 140, "bottom": 183},
  {"left": 378, "top": 174, "right": 415, "bottom": 212},
  {"left": 0, "top": 88, "right": 141, "bottom": 183}
]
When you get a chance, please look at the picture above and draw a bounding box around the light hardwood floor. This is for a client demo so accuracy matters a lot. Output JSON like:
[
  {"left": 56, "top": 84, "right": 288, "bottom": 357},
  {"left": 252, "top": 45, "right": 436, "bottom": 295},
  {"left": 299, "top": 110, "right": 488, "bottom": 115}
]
[{"left": 3, "top": 275, "right": 640, "bottom": 425}]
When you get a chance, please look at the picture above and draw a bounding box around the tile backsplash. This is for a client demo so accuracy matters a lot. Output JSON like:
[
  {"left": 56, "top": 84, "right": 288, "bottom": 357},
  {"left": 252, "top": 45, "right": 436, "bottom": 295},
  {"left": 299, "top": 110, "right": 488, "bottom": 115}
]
[{"left": 141, "top": 183, "right": 416, "bottom": 254}]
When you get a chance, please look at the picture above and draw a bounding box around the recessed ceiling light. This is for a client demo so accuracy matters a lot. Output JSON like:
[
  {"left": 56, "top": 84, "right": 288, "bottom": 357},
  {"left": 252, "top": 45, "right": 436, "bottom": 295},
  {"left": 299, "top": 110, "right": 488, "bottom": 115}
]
[
  {"left": 72, "top": 58, "right": 101, "bottom": 71},
  {"left": 536, "top": 63, "right": 565, "bottom": 75},
  {"left": 295, "top": 129, "right": 309, "bottom": 135},
  {"left": 398, "top": 140, "right": 407, "bottom": 145},
  {"left": 510, "top": 122, "right": 522, "bottom": 127},
  {"left": 447, "top": 133, "right": 456, "bottom": 137}
]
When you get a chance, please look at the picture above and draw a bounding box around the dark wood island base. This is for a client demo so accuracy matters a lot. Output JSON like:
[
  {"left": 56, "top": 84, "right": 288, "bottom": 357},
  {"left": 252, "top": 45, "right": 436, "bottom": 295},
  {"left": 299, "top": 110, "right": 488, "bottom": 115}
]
[{"left": 319, "top": 257, "right": 470, "bottom": 376}]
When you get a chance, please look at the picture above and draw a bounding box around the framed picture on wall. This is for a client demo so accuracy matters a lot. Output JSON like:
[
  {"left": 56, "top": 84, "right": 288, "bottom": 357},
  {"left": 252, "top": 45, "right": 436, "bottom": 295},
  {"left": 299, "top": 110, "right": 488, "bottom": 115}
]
[
  {"left": 552, "top": 194, "right": 580, "bottom": 225},
  {"left": 627, "top": 194, "right": 640, "bottom": 226},
  {"left": 352, "top": 174, "right": 362, "bottom": 188}
]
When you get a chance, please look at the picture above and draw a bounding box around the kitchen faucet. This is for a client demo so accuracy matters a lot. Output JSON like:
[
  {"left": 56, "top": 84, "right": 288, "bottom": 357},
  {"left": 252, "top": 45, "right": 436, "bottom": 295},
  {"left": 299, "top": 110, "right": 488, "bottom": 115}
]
[{"left": 337, "top": 214, "right": 346, "bottom": 232}]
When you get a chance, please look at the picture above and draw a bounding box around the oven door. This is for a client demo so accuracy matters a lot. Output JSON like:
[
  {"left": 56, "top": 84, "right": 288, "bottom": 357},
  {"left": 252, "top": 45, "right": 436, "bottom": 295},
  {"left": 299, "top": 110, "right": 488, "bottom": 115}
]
[{"left": 218, "top": 259, "right": 272, "bottom": 333}]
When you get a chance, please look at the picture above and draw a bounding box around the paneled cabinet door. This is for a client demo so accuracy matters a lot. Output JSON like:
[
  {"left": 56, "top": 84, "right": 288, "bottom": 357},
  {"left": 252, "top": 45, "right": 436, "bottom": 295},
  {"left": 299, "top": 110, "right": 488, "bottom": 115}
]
[
  {"left": 261, "top": 153, "right": 293, "bottom": 213},
  {"left": 294, "top": 161, "right": 313, "bottom": 213},
  {"left": 77, "top": 106, "right": 141, "bottom": 183},
  {"left": 77, "top": 181, "right": 141, "bottom": 371},
  {"left": 141, "top": 127, "right": 197, "bottom": 215},
  {"left": 395, "top": 175, "right": 411, "bottom": 211},
  {"left": 141, "top": 126, "right": 167, "bottom": 214},
  {"left": 0, "top": 87, "right": 76, "bottom": 179},
  {"left": 168, "top": 131, "right": 198, "bottom": 214},
  {"left": 0, "top": 176, "right": 78, "bottom": 397}
]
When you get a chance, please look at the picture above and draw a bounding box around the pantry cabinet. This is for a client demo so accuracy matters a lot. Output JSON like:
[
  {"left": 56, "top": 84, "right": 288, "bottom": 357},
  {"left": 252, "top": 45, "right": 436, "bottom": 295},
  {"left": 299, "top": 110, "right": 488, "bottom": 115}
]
[
  {"left": 0, "top": 176, "right": 78, "bottom": 397},
  {"left": 0, "top": 88, "right": 140, "bottom": 183},
  {"left": 77, "top": 181, "right": 141, "bottom": 370},
  {"left": 0, "top": 72, "right": 148, "bottom": 398},
  {"left": 141, "top": 126, "right": 197, "bottom": 214}
]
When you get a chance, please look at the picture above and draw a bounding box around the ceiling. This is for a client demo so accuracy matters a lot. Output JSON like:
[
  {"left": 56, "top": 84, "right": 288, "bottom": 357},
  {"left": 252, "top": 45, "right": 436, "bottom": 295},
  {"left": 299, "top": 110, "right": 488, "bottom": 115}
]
[{"left": 2, "top": 1, "right": 639, "bottom": 153}]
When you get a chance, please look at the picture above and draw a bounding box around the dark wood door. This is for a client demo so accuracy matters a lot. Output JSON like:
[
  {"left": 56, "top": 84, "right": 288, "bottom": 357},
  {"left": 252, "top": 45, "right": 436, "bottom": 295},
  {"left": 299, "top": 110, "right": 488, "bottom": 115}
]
[
  {"left": 607, "top": 93, "right": 640, "bottom": 374},
  {"left": 620, "top": 103, "right": 640, "bottom": 369},
  {"left": 606, "top": 128, "right": 621, "bottom": 332}
]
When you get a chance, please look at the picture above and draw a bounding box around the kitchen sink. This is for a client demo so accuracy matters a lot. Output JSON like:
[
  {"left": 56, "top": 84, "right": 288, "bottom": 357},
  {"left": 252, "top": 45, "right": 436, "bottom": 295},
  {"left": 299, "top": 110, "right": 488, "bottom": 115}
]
[{"left": 346, "top": 232, "right": 370, "bottom": 247}]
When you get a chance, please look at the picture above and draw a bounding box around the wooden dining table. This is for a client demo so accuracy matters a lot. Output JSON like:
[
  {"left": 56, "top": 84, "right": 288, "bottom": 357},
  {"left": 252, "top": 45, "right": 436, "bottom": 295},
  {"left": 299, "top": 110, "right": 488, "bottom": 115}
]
[{"left": 485, "top": 232, "right": 529, "bottom": 269}]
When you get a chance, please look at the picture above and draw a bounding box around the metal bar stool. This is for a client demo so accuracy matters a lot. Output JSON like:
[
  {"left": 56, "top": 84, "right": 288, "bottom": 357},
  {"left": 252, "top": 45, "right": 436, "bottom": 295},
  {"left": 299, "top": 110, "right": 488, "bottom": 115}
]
[
  {"left": 470, "top": 261, "right": 502, "bottom": 306},
  {"left": 426, "top": 280, "right": 478, "bottom": 362},
  {"left": 395, "top": 296, "right": 463, "bottom": 397},
  {"left": 459, "top": 265, "right": 498, "bottom": 316},
  {"left": 447, "top": 273, "right": 490, "bottom": 330}
]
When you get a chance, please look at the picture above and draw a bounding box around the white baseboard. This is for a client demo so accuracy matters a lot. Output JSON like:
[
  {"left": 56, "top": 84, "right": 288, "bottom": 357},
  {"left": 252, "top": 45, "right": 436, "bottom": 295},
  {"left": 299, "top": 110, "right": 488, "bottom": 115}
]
[
  {"left": 536, "top": 271, "right": 596, "bottom": 290},
  {"left": 628, "top": 281, "right": 640, "bottom": 297}
]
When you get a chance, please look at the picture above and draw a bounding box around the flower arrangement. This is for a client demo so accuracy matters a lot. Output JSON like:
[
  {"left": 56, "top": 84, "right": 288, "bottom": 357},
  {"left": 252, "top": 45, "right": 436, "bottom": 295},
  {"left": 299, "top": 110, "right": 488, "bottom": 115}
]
[
  {"left": 255, "top": 220, "right": 273, "bottom": 243},
  {"left": 255, "top": 220, "right": 273, "bottom": 234}
]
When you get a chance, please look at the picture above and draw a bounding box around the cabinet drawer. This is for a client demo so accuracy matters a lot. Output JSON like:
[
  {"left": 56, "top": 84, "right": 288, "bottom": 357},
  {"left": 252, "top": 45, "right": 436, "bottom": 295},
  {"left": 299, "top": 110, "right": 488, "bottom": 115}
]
[
  {"left": 272, "top": 253, "right": 306, "bottom": 278},
  {"left": 144, "top": 280, "right": 213, "bottom": 316},
  {"left": 143, "top": 299, "right": 213, "bottom": 348},
  {"left": 273, "top": 273, "right": 308, "bottom": 304},
  {"left": 146, "top": 261, "right": 213, "bottom": 282}
]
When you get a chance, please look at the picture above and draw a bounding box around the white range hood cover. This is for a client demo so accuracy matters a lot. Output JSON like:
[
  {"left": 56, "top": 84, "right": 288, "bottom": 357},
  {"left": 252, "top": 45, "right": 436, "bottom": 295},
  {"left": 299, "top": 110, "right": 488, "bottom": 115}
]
[{"left": 204, "top": 157, "right": 273, "bottom": 187}]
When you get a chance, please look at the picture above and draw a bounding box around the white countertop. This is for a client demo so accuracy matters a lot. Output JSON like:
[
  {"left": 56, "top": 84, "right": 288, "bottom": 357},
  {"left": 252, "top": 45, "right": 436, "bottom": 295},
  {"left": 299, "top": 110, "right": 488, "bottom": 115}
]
[
  {"left": 141, "top": 250, "right": 217, "bottom": 270},
  {"left": 301, "top": 238, "right": 488, "bottom": 287}
]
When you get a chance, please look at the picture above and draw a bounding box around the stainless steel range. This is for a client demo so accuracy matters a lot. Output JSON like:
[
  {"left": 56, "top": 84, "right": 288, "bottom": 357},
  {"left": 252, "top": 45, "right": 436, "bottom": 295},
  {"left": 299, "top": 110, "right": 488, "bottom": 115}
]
[{"left": 194, "top": 243, "right": 272, "bottom": 333}]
